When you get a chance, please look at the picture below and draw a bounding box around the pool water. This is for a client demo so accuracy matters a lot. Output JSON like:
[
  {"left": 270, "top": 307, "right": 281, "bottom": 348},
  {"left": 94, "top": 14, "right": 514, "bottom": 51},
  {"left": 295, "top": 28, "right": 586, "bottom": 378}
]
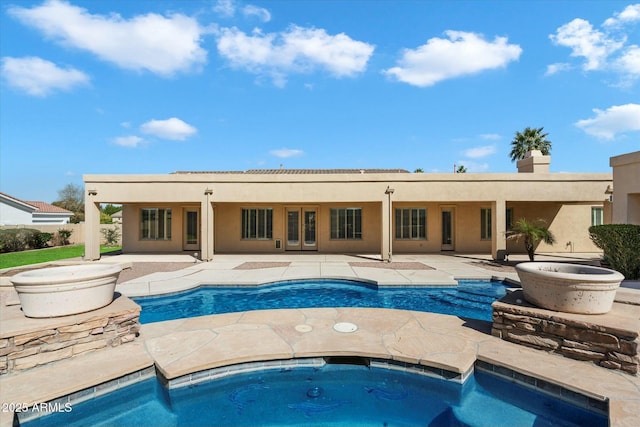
[
  {"left": 134, "top": 279, "right": 507, "bottom": 323},
  {"left": 22, "top": 362, "right": 606, "bottom": 427}
]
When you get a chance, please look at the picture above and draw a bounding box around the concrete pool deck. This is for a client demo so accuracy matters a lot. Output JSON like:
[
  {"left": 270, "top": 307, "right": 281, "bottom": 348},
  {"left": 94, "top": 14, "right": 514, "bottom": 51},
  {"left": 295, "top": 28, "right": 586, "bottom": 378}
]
[{"left": 1, "top": 253, "right": 640, "bottom": 426}]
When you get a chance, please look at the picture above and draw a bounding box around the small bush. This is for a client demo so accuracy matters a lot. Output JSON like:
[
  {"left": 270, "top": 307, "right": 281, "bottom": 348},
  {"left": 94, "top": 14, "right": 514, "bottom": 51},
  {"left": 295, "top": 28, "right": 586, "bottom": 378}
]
[
  {"left": 57, "top": 228, "right": 73, "bottom": 246},
  {"left": 589, "top": 224, "right": 640, "bottom": 280},
  {"left": 26, "top": 231, "right": 52, "bottom": 249},
  {"left": 100, "top": 227, "right": 121, "bottom": 246},
  {"left": 0, "top": 229, "right": 52, "bottom": 253},
  {"left": 0, "top": 229, "right": 28, "bottom": 253}
]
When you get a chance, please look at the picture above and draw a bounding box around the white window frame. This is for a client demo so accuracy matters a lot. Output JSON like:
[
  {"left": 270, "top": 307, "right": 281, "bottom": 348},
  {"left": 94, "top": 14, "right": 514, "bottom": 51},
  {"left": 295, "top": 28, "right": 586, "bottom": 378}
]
[
  {"left": 242, "top": 208, "right": 273, "bottom": 240},
  {"left": 395, "top": 208, "right": 427, "bottom": 240},
  {"left": 591, "top": 207, "right": 604, "bottom": 226},
  {"left": 330, "top": 208, "right": 362, "bottom": 240},
  {"left": 140, "top": 208, "right": 172, "bottom": 240}
]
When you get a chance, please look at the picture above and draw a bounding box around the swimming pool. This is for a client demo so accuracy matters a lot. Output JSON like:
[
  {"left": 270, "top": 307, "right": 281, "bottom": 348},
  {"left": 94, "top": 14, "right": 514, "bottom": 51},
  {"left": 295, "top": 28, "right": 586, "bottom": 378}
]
[
  {"left": 21, "top": 359, "right": 607, "bottom": 427},
  {"left": 134, "top": 279, "right": 508, "bottom": 323}
]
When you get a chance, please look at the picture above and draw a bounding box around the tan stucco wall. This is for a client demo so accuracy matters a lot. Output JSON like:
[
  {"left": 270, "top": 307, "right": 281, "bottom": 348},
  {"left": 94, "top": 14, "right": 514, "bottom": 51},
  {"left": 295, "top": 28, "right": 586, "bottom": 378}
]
[
  {"left": 213, "top": 202, "right": 382, "bottom": 254},
  {"left": 610, "top": 151, "right": 640, "bottom": 224},
  {"left": 84, "top": 167, "right": 612, "bottom": 260},
  {"left": 122, "top": 203, "right": 200, "bottom": 253}
]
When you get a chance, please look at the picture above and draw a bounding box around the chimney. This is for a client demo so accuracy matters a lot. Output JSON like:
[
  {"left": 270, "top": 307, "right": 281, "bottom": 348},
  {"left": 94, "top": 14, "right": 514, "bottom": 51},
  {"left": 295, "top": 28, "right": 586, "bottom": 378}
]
[{"left": 517, "top": 150, "right": 550, "bottom": 173}]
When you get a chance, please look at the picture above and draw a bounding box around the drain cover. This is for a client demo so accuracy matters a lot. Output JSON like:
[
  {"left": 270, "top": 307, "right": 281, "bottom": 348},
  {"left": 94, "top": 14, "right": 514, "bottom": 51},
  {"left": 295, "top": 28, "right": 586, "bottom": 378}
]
[
  {"left": 295, "top": 324, "right": 313, "bottom": 333},
  {"left": 333, "top": 322, "right": 358, "bottom": 333}
]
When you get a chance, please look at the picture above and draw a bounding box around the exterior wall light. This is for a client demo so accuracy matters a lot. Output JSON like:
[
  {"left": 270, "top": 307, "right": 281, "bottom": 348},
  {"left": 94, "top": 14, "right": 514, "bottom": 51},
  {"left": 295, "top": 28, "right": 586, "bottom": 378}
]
[
  {"left": 88, "top": 189, "right": 97, "bottom": 196},
  {"left": 605, "top": 185, "right": 613, "bottom": 202},
  {"left": 204, "top": 188, "right": 213, "bottom": 195}
]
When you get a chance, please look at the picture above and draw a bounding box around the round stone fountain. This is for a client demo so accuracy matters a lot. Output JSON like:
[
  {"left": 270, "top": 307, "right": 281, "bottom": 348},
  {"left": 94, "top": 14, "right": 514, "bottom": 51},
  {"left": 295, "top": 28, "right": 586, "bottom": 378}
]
[
  {"left": 515, "top": 262, "right": 624, "bottom": 314},
  {"left": 10, "top": 264, "right": 122, "bottom": 318}
]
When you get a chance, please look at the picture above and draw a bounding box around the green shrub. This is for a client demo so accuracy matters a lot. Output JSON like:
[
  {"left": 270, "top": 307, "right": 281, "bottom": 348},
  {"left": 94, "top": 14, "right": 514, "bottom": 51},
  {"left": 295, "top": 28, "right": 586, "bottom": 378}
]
[
  {"left": 57, "top": 228, "right": 73, "bottom": 246},
  {"left": 589, "top": 224, "right": 640, "bottom": 280},
  {"left": 27, "top": 231, "right": 52, "bottom": 249},
  {"left": 0, "top": 229, "right": 28, "bottom": 253},
  {"left": 100, "top": 227, "right": 121, "bottom": 246},
  {"left": 0, "top": 229, "right": 52, "bottom": 252}
]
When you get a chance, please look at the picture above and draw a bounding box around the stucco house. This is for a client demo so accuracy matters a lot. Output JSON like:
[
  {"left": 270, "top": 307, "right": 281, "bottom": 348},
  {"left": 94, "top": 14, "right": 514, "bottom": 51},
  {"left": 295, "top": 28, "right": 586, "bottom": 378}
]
[
  {"left": 0, "top": 192, "right": 73, "bottom": 225},
  {"left": 610, "top": 151, "right": 640, "bottom": 225},
  {"left": 83, "top": 151, "right": 614, "bottom": 261}
]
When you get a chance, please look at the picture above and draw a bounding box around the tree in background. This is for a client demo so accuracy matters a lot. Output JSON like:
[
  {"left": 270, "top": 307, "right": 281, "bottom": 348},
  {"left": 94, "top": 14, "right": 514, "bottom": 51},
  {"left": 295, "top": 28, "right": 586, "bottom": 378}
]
[
  {"left": 53, "top": 183, "right": 84, "bottom": 223},
  {"left": 413, "top": 168, "right": 424, "bottom": 173},
  {"left": 455, "top": 165, "right": 467, "bottom": 173},
  {"left": 509, "top": 127, "right": 552, "bottom": 162},
  {"left": 100, "top": 204, "right": 122, "bottom": 224}
]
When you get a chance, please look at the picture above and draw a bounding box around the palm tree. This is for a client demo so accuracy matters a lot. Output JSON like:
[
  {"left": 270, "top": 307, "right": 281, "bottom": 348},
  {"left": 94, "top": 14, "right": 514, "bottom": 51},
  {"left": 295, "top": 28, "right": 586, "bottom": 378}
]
[
  {"left": 509, "top": 127, "right": 552, "bottom": 162},
  {"left": 455, "top": 165, "right": 467, "bottom": 173},
  {"left": 506, "top": 218, "right": 555, "bottom": 261}
]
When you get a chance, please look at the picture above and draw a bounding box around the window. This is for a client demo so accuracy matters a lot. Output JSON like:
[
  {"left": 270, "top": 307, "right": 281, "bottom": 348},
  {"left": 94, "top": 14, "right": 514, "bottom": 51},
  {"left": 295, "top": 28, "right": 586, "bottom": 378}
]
[
  {"left": 242, "top": 208, "right": 273, "bottom": 239},
  {"left": 506, "top": 208, "right": 514, "bottom": 230},
  {"left": 140, "top": 208, "right": 171, "bottom": 240},
  {"left": 330, "top": 208, "right": 362, "bottom": 239},
  {"left": 591, "top": 207, "right": 604, "bottom": 226},
  {"left": 480, "top": 208, "right": 492, "bottom": 240},
  {"left": 395, "top": 208, "right": 426, "bottom": 239}
]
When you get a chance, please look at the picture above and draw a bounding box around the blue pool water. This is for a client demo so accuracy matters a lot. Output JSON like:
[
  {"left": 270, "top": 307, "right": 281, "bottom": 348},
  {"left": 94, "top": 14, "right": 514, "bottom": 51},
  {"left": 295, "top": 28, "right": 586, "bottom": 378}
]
[
  {"left": 22, "top": 362, "right": 606, "bottom": 427},
  {"left": 134, "top": 279, "right": 508, "bottom": 323}
]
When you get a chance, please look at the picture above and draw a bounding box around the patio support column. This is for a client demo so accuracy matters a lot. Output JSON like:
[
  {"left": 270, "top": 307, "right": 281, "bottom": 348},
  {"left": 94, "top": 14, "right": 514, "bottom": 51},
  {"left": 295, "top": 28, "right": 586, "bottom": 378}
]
[
  {"left": 84, "top": 199, "right": 101, "bottom": 261},
  {"left": 492, "top": 199, "right": 507, "bottom": 260},
  {"left": 382, "top": 186, "right": 395, "bottom": 262},
  {"left": 201, "top": 189, "right": 214, "bottom": 261}
]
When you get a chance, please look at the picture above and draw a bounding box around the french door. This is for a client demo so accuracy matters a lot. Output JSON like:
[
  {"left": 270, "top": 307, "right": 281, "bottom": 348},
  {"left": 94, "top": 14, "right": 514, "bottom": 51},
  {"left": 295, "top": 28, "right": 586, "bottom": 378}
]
[{"left": 286, "top": 208, "right": 317, "bottom": 251}]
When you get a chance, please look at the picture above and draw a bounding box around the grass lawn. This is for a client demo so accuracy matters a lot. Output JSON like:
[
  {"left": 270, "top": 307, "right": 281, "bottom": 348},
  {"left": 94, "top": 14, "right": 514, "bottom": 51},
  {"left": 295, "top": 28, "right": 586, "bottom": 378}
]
[{"left": 0, "top": 245, "right": 122, "bottom": 269}]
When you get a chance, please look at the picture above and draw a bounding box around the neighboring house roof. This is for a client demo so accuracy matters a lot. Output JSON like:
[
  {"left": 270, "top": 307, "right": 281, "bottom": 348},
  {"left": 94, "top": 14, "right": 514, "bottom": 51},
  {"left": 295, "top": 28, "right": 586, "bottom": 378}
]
[
  {"left": 0, "top": 192, "right": 73, "bottom": 215},
  {"left": 0, "top": 192, "right": 37, "bottom": 212},
  {"left": 24, "top": 201, "right": 74, "bottom": 215},
  {"left": 172, "top": 168, "right": 411, "bottom": 175},
  {"left": 111, "top": 210, "right": 123, "bottom": 218}
]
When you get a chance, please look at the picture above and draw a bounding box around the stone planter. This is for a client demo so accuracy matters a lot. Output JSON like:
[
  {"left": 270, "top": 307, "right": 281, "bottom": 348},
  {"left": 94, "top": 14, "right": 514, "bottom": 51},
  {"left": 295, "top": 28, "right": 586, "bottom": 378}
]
[
  {"left": 515, "top": 262, "right": 624, "bottom": 314},
  {"left": 10, "top": 264, "right": 122, "bottom": 318}
]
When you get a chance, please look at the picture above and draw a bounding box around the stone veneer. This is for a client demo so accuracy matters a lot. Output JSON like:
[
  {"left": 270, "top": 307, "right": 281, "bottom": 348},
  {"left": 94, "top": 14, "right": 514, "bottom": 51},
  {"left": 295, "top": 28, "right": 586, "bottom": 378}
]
[
  {"left": 0, "top": 294, "right": 141, "bottom": 375},
  {"left": 492, "top": 291, "right": 640, "bottom": 375}
]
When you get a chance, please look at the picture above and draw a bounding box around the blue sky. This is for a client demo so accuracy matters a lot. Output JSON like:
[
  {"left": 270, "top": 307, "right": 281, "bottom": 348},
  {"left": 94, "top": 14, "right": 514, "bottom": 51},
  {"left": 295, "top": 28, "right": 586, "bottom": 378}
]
[{"left": 1, "top": 0, "right": 639, "bottom": 203}]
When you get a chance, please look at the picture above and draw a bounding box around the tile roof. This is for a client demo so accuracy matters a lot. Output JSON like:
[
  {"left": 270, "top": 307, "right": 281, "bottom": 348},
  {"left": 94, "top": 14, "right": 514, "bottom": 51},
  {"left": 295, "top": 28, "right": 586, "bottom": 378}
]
[
  {"left": 25, "top": 201, "right": 73, "bottom": 215},
  {"left": 172, "top": 168, "right": 410, "bottom": 175},
  {"left": 0, "top": 192, "right": 72, "bottom": 214}
]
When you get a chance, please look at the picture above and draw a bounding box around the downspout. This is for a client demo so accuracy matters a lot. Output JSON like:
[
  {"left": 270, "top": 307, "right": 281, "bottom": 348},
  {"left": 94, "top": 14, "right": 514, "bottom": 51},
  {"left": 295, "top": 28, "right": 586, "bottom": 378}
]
[{"left": 385, "top": 186, "right": 395, "bottom": 262}]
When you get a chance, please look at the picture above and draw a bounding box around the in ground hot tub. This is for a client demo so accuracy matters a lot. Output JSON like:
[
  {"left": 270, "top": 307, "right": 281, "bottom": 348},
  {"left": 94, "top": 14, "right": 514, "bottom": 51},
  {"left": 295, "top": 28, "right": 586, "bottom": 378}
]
[
  {"left": 515, "top": 262, "right": 624, "bottom": 314},
  {"left": 10, "top": 264, "right": 122, "bottom": 318}
]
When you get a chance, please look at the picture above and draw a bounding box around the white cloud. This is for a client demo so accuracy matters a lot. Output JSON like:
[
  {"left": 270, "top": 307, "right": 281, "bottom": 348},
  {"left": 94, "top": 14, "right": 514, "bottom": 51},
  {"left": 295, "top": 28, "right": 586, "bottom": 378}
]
[
  {"left": 550, "top": 6, "right": 640, "bottom": 84},
  {"left": 575, "top": 103, "right": 640, "bottom": 139},
  {"left": 270, "top": 148, "right": 304, "bottom": 158},
  {"left": 140, "top": 118, "right": 197, "bottom": 140},
  {"left": 1, "top": 56, "right": 89, "bottom": 96},
  {"left": 616, "top": 45, "right": 640, "bottom": 76},
  {"left": 243, "top": 5, "right": 271, "bottom": 22},
  {"left": 216, "top": 25, "right": 374, "bottom": 86},
  {"left": 545, "top": 62, "right": 572, "bottom": 76},
  {"left": 9, "top": 0, "right": 207, "bottom": 76},
  {"left": 480, "top": 133, "right": 501, "bottom": 141},
  {"left": 213, "top": 0, "right": 236, "bottom": 18},
  {"left": 549, "top": 18, "right": 624, "bottom": 71},
  {"left": 113, "top": 135, "right": 144, "bottom": 147},
  {"left": 463, "top": 145, "right": 496, "bottom": 158},
  {"left": 383, "top": 31, "right": 522, "bottom": 87},
  {"left": 604, "top": 4, "right": 640, "bottom": 27}
]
